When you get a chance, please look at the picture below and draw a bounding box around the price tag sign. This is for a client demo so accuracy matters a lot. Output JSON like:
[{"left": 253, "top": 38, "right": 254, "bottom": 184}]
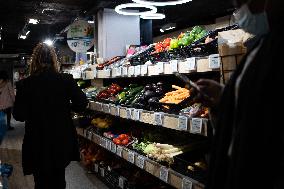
[
  {"left": 116, "top": 106, "right": 120, "bottom": 116},
  {"left": 154, "top": 112, "right": 164, "bottom": 126},
  {"left": 97, "top": 102, "right": 103, "bottom": 111},
  {"left": 112, "top": 68, "right": 117, "bottom": 77},
  {"left": 187, "top": 57, "right": 196, "bottom": 71},
  {"left": 128, "top": 151, "right": 135, "bottom": 164},
  {"left": 100, "top": 168, "right": 105, "bottom": 177},
  {"left": 105, "top": 69, "right": 111, "bottom": 78},
  {"left": 103, "top": 104, "right": 110, "bottom": 113},
  {"left": 182, "top": 178, "right": 193, "bottom": 189},
  {"left": 94, "top": 164, "right": 99, "bottom": 173},
  {"left": 118, "top": 177, "right": 125, "bottom": 189},
  {"left": 93, "top": 70, "right": 97, "bottom": 78},
  {"left": 136, "top": 155, "right": 145, "bottom": 169},
  {"left": 190, "top": 118, "right": 203, "bottom": 134},
  {"left": 126, "top": 108, "right": 132, "bottom": 119},
  {"left": 122, "top": 67, "right": 128, "bottom": 76},
  {"left": 209, "top": 54, "right": 220, "bottom": 69},
  {"left": 111, "top": 142, "right": 117, "bottom": 153},
  {"left": 100, "top": 138, "right": 107, "bottom": 148},
  {"left": 160, "top": 167, "right": 169, "bottom": 183},
  {"left": 116, "top": 146, "right": 123, "bottom": 157},
  {"left": 87, "top": 131, "right": 93, "bottom": 140},
  {"left": 128, "top": 66, "right": 135, "bottom": 76},
  {"left": 178, "top": 116, "right": 188, "bottom": 131},
  {"left": 117, "top": 67, "right": 122, "bottom": 77},
  {"left": 134, "top": 65, "right": 141, "bottom": 76},
  {"left": 107, "top": 140, "right": 112, "bottom": 151},
  {"left": 134, "top": 109, "right": 142, "bottom": 121},
  {"left": 141, "top": 65, "right": 148, "bottom": 75},
  {"left": 156, "top": 62, "right": 164, "bottom": 74},
  {"left": 170, "top": 60, "right": 178, "bottom": 73}
]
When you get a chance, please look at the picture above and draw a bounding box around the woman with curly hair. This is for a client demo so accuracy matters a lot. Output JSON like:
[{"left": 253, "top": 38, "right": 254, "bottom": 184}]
[{"left": 13, "top": 43, "right": 88, "bottom": 189}]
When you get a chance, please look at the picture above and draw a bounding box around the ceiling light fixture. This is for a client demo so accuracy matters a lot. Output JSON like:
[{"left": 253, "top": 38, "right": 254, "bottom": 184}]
[
  {"left": 29, "top": 18, "right": 39, "bottom": 24},
  {"left": 43, "top": 39, "right": 53, "bottom": 46},
  {"left": 160, "top": 23, "right": 176, "bottom": 33},
  {"left": 25, "top": 31, "right": 30, "bottom": 35},
  {"left": 133, "top": 0, "right": 192, "bottom": 6},
  {"left": 115, "top": 3, "right": 157, "bottom": 16},
  {"left": 140, "top": 13, "right": 165, "bottom": 19}
]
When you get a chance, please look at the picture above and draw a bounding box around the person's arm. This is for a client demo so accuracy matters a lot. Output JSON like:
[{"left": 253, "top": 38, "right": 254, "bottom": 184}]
[
  {"left": 7, "top": 81, "right": 15, "bottom": 103},
  {"left": 12, "top": 81, "right": 26, "bottom": 122},
  {"left": 67, "top": 75, "right": 88, "bottom": 112}
]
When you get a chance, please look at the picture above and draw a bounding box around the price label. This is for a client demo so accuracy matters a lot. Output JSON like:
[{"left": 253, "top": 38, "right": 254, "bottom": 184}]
[
  {"left": 122, "top": 67, "right": 128, "bottom": 76},
  {"left": 190, "top": 118, "right": 203, "bottom": 134},
  {"left": 187, "top": 57, "right": 196, "bottom": 71},
  {"left": 136, "top": 155, "right": 145, "bottom": 169},
  {"left": 126, "top": 108, "right": 132, "bottom": 119},
  {"left": 134, "top": 65, "right": 141, "bottom": 76},
  {"left": 117, "top": 67, "right": 122, "bottom": 76},
  {"left": 112, "top": 68, "right": 117, "bottom": 77},
  {"left": 133, "top": 109, "right": 141, "bottom": 121},
  {"left": 111, "top": 142, "right": 117, "bottom": 153},
  {"left": 128, "top": 151, "right": 135, "bottom": 164},
  {"left": 100, "top": 168, "right": 105, "bottom": 177},
  {"left": 116, "top": 106, "right": 120, "bottom": 116},
  {"left": 100, "top": 138, "right": 107, "bottom": 148},
  {"left": 209, "top": 54, "right": 220, "bottom": 69},
  {"left": 93, "top": 70, "right": 97, "bottom": 78},
  {"left": 116, "top": 146, "right": 123, "bottom": 157},
  {"left": 154, "top": 112, "right": 164, "bottom": 126},
  {"left": 105, "top": 69, "right": 111, "bottom": 77},
  {"left": 160, "top": 167, "right": 169, "bottom": 183},
  {"left": 118, "top": 177, "right": 125, "bottom": 189},
  {"left": 94, "top": 164, "right": 99, "bottom": 173},
  {"left": 141, "top": 65, "right": 148, "bottom": 75},
  {"left": 107, "top": 140, "right": 112, "bottom": 151},
  {"left": 87, "top": 131, "right": 93, "bottom": 140},
  {"left": 170, "top": 60, "right": 178, "bottom": 73},
  {"left": 178, "top": 116, "right": 188, "bottom": 131},
  {"left": 128, "top": 66, "right": 135, "bottom": 76},
  {"left": 103, "top": 104, "right": 110, "bottom": 113},
  {"left": 156, "top": 62, "right": 164, "bottom": 74},
  {"left": 182, "top": 178, "right": 193, "bottom": 189}
]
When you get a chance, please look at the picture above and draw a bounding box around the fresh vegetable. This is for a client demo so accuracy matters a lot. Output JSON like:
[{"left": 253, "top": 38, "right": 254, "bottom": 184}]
[{"left": 159, "top": 85, "right": 190, "bottom": 104}]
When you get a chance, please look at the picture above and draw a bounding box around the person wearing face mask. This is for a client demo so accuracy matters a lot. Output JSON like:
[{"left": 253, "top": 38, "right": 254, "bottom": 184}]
[{"left": 193, "top": 0, "right": 284, "bottom": 189}]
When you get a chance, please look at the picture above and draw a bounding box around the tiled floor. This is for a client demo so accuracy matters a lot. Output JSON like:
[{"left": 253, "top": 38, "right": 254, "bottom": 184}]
[{"left": 0, "top": 119, "right": 108, "bottom": 189}]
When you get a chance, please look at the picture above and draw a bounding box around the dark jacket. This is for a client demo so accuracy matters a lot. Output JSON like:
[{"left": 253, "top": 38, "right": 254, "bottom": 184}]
[
  {"left": 206, "top": 31, "right": 284, "bottom": 188},
  {"left": 13, "top": 71, "right": 88, "bottom": 175}
]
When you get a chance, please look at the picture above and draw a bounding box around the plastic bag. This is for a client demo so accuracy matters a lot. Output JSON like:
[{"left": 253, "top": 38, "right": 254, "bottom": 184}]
[{"left": 0, "top": 111, "right": 7, "bottom": 144}]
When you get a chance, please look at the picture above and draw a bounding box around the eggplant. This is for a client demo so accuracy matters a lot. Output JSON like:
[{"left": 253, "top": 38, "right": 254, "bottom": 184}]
[
  {"left": 144, "top": 90, "right": 155, "bottom": 99},
  {"left": 148, "top": 97, "right": 159, "bottom": 104},
  {"left": 145, "top": 84, "right": 152, "bottom": 90}
]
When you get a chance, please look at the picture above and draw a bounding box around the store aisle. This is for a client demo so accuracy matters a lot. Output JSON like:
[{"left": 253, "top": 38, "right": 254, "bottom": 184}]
[{"left": 0, "top": 119, "right": 108, "bottom": 189}]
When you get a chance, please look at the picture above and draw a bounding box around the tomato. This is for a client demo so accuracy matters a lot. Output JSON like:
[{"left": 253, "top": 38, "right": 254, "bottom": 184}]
[
  {"left": 121, "top": 139, "right": 129, "bottom": 145},
  {"left": 162, "top": 38, "right": 171, "bottom": 48},
  {"left": 113, "top": 138, "right": 121, "bottom": 145},
  {"left": 118, "top": 134, "right": 128, "bottom": 140}
]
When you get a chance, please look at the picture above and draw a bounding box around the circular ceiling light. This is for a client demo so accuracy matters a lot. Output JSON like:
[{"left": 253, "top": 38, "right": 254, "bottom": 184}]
[
  {"left": 141, "top": 13, "right": 166, "bottom": 19},
  {"left": 115, "top": 3, "right": 157, "bottom": 16},
  {"left": 132, "top": 0, "right": 192, "bottom": 6}
]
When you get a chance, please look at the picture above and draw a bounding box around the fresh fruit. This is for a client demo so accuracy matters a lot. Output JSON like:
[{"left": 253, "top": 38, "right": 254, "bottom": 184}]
[
  {"left": 118, "top": 134, "right": 128, "bottom": 140},
  {"left": 170, "top": 38, "right": 179, "bottom": 49},
  {"left": 113, "top": 138, "right": 121, "bottom": 145},
  {"left": 121, "top": 138, "right": 129, "bottom": 145}
]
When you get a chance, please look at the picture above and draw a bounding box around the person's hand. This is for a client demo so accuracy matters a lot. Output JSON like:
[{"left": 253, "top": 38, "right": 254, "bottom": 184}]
[{"left": 193, "top": 79, "right": 224, "bottom": 108}]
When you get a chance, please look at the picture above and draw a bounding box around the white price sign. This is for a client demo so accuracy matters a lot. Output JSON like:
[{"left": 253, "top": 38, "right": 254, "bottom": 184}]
[
  {"left": 94, "top": 164, "right": 99, "bottom": 173},
  {"left": 87, "top": 131, "right": 93, "bottom": 140},
  {"left": 100, "top": 138, "right": 107, "bottom": 148},
  {"left": 93, "top": 70, "right": 97, "bottom": 78},
  {"left": 128, "top": 151, "right": 135, "bottom": 164},
  {"left": 154, "top": 112, "right": 164, "bottom": 126},
  {"left": 128, "top": 66, "right": 135, "bottom": 76},
  {"left": 133, "top": 109, "right": 141, "bottom": 121},
  {"left": 209, "top": 54, "right": 220, "bottom": 69},
  {"left": 119, "top": 177, "right": 125, "bottom": 189},
  {"left": 103, "top": 104, "right": 110, "bottom": 113},
  {"left": 178, "top": 116, "right": 188, "bottom": 131},
  {"left": 134, "top": 65, "right": 141, "bottom": 76},
  {"left": 111, "top": 142, "right": 117, "bottom": 153},
  {"left": 190, "top": 118, "right": 203, "bottom": 134},
  {"left": 112, "top": 68, "right": 117, "bottom": 77},
  {"left": 100, "top": 168, "right": 105, "bottom": 177},
  {"left": 141, "top": 65, "right": 148, "bottom": 75},
  {"left": 122, "top": 67, "right": 128, "bottom": 76},
  {"left": 117, "top": 67, "right": 122, "bottom": 76},
  {"left": 136, "top": 155, "right": 145, "bottom": 169},
  {"left": 107, "top": 140, "right": 112, "bottom": 151},
  {"left": 126, "top": 108, "right": 133, "bottom": 119},
  {"left": 97, "top": 102, "right": 103, "bottom": 110},
  {"left": 182, "top": 178, "right": 193, "bottom": 189},
  {"left": 187, "top": 57, "right": 196, "bottom": 71},
  {"left": 105, "top": 69, "right": 111, "bottom": 77},
  {"left": 116, "top": 106, "right": 120, "bottom": 116},
  {"left": 160, "top": 167, "right": 169, "bottom": 183},
  {"left": 116, "top": 146, "right": 123, "bottom": 157},
  {"left": 156, "top": 62, "right": 164, "bottom": 74},
  {"left": 170, "top": 60, "right": 178, "bottom": 73}
]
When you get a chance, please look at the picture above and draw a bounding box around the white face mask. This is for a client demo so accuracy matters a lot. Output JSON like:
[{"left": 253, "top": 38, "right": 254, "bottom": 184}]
[{"left": 233, "top": 3, "right": 270, "bottom": 37}]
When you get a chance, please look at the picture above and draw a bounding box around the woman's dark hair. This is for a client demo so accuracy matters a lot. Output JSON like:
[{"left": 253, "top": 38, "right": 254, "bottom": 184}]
[
  {"left": 0, "top": 70, "right": 9, "bottom": 81},
  {"left": 30, "top": 43, "right": 59, "bottom": 75}
]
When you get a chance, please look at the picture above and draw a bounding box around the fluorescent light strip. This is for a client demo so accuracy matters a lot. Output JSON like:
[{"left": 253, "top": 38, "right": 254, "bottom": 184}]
[
  {"left": 115, "top": 3, "right": 157, "bottom": 16},
  {"left": 29, "top": 18, "right": 39, "bottom": 24},
  {"left": 26, "top": 31, "right": 30, "bottom": 35},
  {"left": 133, "top": 0, "right": 192, "bottom": 6},
  {"left": 141, "top": 13, "right": 165, "bottom": 19},
  {"left": 19, "top": 35, "right": 27, "bottom": 39}
]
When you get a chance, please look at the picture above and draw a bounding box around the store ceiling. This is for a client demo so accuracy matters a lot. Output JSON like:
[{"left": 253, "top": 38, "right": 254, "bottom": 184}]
[{"left": 0, "top": 0, "right": 234, "bottom": 54}]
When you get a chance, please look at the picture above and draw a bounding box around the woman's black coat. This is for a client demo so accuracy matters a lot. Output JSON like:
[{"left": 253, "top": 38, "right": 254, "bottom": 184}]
[{"left": 13, "top": 71, "right": 88, "bottom": 175}]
